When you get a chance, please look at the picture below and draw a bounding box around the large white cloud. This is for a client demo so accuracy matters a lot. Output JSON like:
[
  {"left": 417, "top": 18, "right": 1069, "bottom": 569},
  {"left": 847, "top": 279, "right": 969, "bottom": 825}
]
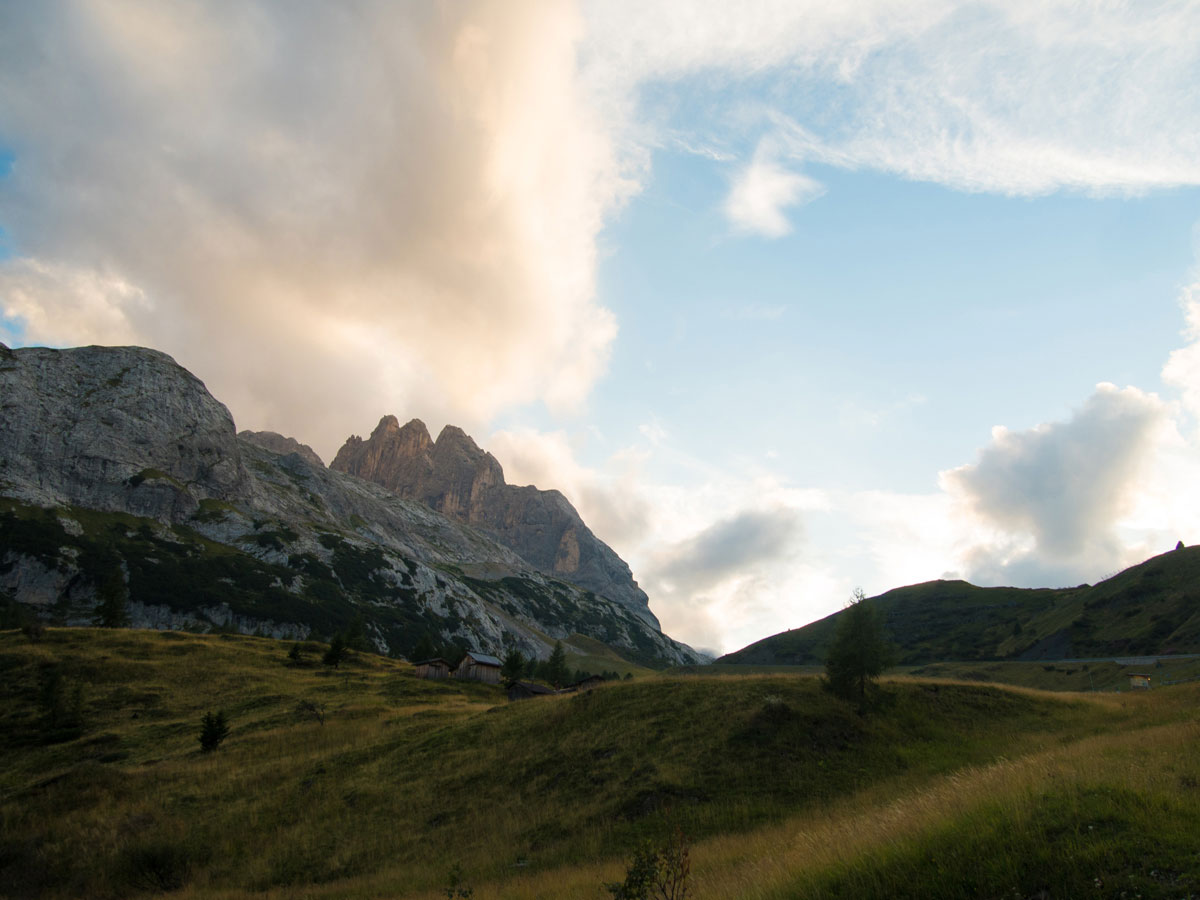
[
  {"left": 941, "top": 384, "right": 1168, "bottom": 586},
  {"left": 0, "top": 1, "right": 623, "bottom": 460}
]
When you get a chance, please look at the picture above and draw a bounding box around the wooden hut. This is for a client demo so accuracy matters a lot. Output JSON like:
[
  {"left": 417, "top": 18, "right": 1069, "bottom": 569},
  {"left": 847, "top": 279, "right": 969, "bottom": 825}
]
[
  {"left": 567, "top": 674, "right": 606, "bottom": 692},
  {"left": 413, "top": 658, "right": 453, "bottom": 680},
  {"left": 507, "top": 681, "right": 558, "bottom": 702},
  {"left": 1128, "top": 673, "right": 1152, "bottom": 690},
  {"left": 454, "top": 651, "right": 502, "bottom": 684}
]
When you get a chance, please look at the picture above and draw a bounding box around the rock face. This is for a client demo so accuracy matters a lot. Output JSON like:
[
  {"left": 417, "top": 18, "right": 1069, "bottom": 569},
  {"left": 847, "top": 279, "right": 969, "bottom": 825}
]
[
  {"left": 0, "top": 342, "right": 701, "bottom": 665},
  {"left": 239, "top": 431, "right": 325, "bottom": 468},
  {"left": 0, "top": 343, "right": 250, "bottom": 520},
  {"left": 332, "top": 416, "right": 658, "bottom": 627}
]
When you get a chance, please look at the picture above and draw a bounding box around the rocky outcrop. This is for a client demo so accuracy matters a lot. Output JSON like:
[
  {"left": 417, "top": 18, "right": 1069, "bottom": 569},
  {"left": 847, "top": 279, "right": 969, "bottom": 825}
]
[
  {"left": 239, "top": 430, "right": 325, "bottom": 468},
  {"left": 332, "top": 416, "right": 659, "bottom": 627},
  {"left": 0, "top": 342, "right": 249, "bottom": 520}
]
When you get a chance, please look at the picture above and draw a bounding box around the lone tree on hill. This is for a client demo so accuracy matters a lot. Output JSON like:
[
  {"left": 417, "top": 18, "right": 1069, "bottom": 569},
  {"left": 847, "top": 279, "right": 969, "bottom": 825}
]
[
  {"left": 824, "top": 588, "right": 894, "bottom": 703},
  {"left": 322, "top": 633, "right": 348, "bottom": 668},
  {"left": 199, "top": 710, "right": 230, "bottom": 752}
]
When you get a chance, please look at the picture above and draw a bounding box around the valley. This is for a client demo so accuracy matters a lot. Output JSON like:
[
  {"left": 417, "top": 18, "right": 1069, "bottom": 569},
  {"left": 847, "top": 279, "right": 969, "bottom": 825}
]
[{"left": 2, "top": 627, "right": 1197, "bottom": 898}]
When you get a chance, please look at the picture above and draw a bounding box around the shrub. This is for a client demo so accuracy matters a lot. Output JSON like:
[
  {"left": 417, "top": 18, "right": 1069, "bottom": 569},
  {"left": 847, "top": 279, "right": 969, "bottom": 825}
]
[
  {"left": 605, "top": 829, "right": 691, "bottom": 900},
  {"left": 38, "top": 665, "right": 84, "bottom": 741}
]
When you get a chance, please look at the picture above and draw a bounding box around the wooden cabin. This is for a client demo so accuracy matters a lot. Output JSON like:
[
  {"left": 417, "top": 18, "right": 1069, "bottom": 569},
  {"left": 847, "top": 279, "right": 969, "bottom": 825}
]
[
  {"left": 568, "top": 674, "right": 606, "bottom": 692},
  {"left": 413, "top": 658, "right": 453, "bottom": 680},
  {"left": 507, "top": 681, "right": 558, "bottom": 702},
  {"left": 1128, "top": 673, "right": 1152, "bottom": 690},
  {"left": 454, "top": 651, "right": 502, "bottom": 684}
]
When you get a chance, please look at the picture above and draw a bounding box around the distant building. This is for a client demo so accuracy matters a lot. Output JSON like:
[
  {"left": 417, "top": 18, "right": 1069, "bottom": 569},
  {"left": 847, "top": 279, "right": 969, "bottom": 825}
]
[
  {"left": 1128, "top": 673, "right": 1152, "bottom": 690},
  {"left": 507, "top": 681, "right": 558, "bottom": 701},
  {"left": 566, "top": 674, "right": 606, "bottom": 692},
  {"left": 413, "top": 658, "right": 453, "bottom": 680},
  {"left": 454, "top": 651, "right": 502, "bottom": 684}
]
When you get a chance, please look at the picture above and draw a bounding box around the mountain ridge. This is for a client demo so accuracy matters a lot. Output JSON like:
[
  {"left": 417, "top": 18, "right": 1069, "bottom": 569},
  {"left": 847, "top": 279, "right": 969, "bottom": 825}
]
[
  {"left": 719, "top": 545, "right": 1200, "bottom": 666},
  {"left": 0, "top": 342, "right": 701, "bottom": 665}
]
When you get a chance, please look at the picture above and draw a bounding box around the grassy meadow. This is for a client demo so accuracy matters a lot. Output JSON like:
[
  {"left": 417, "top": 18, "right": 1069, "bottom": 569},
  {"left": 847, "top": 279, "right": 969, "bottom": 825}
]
[{"left": 1, "top": 628, "right": 1197, "bottom": 899}]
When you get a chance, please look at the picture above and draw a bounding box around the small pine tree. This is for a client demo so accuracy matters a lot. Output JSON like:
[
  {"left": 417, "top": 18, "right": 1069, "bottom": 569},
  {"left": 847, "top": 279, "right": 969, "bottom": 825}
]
[
  {"left": 93, "top": 568, "right": 129, "bottom": 628},
  {"left": 199, "top": 710, "right": 229, "bottom": 752},
  {"left": 824, "top": 588, "right": 894, "bottom": 704},
  {"left": 287, "top": 643, "right": 303, "bottom": 664},
  {"left": 500, "top": 648, "right": 526, "bottom": 688},
  {"left": 323, "top": 633, "right": 348, "bottom": 668},
  {"left": 545, "top": 641, "right": 568, "bottom": 688}
]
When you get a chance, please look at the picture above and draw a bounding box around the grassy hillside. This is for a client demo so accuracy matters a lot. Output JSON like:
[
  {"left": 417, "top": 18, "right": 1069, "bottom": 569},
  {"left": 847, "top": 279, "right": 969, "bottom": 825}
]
[
  {"left": 720, "top": 545, "right": 1200, "bottom": 667},
  {"left": 1, "top": 628, "right": 1197, "bottom": 899}
]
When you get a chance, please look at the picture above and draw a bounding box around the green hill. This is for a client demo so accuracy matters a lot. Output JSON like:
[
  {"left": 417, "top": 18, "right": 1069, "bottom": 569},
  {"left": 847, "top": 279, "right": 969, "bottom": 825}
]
[
  {"left": 720, "top": 545, "right": 1200, "bottom": 667},
  {"left": 3, "top": 627, "right": 1198, "bottom": 898}
]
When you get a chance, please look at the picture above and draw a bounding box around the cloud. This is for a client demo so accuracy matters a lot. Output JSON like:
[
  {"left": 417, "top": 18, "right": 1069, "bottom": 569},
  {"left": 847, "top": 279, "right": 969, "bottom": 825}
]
[
  {"left": 650, "top": 508, "right": 803, "bottom": 595},
  {"left": 941, "top": 383, "right": 1167, "bottom": 584},
  {"left": 0, "top": 2, "right": 624, "bottom": 460},
  {"left": 1161, "top": 281, "right": 1200, "bottom": 421},
  {"left": 725, "top": 146, "right": 824, "bottom": 237},
  {"left": 584, "top": 0, "right": 1200, "bottom": 198}
]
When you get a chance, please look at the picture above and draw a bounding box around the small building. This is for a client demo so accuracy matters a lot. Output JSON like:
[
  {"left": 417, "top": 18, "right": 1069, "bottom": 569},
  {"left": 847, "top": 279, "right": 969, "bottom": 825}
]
[
  {"left": 413, "top": 658, "right": 453, "bottom": 680},
  {"left": 1128, "top": 673, "right": 1152, "bottom": 690},
  {"left": 454, "top": 651, "right": 502, "bottom": 684},
  {"left": 567, "top": 674, "right": 607, "bottom": 692},
  {"left": 507, "top": 681, "right": 558, "bottom": 702}
]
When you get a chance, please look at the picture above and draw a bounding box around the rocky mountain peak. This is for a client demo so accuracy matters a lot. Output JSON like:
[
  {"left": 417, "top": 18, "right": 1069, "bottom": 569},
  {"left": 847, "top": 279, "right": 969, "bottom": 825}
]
[{"left": 332, "top": 417, "right": 659, "bottom": 627}]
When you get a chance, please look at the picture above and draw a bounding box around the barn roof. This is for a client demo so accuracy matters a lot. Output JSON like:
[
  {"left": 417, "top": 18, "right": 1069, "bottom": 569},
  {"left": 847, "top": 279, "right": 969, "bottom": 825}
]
[
  {"left": 464, "top": 651, "right": 502, "bottom": 667},
  {"left": 412, "top": 658, "right": 451, "bottom": 667},
  {"left": 510, "top": 681, "right": 557, "bottom": 695}
]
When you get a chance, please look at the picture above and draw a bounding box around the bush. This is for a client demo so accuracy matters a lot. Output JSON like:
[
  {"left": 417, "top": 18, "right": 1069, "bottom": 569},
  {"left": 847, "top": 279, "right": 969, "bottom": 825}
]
[
  {"left": 605, "top": 829, "right": 691, "bottom": 900},
  {"left": 199, "top": 710, "right": 230, "bottom": 752},
  {"left": 38, "top": 665, "right": 85, "bottom": 741},
  {"left": 118, "top": 838, "right": 193, "bottom": 892}
]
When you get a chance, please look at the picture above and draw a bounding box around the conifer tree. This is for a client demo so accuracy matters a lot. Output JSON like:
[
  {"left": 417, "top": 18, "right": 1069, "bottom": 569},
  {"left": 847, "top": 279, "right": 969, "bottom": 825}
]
[
  {"left": 199, "top": 710, "right": 230, "bottom": 752},
  {"left": 500, "top": 648, "right": 526, "bottom": 688},
  {"left": 545, "top": 640, "right": 568, "bottom": 688},
  {"left": 824, "top": 588, "right": 894, "bottom": 703}
]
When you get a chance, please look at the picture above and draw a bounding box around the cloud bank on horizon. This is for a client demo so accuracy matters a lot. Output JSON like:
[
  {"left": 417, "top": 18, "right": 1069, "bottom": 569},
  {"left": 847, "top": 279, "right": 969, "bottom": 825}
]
[{"left": 4, "top": 0, "right": 1200, "bottom": 652}]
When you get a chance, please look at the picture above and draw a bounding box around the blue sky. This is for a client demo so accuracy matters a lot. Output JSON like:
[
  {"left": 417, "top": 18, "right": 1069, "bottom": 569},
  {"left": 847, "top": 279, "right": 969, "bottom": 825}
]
[{"left": 4, "top": 2, "right": 1200, "bottom": 653}]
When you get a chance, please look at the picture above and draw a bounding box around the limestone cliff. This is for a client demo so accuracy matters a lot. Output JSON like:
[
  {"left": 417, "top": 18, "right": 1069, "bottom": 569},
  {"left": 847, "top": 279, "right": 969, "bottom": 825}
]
[{"left": 331, "top": 416, "right": 659, "bottom": 627}]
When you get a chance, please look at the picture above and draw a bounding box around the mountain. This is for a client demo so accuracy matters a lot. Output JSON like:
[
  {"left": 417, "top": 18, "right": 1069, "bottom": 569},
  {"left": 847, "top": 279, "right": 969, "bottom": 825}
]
[
  {"left": 239, "top": 430, "right": 325, "bottom": 468},
  {"left": 0, "top": 342, "right": 702, "bottom": 665},
  {"left": 331, "top": 415, "right": 658, "bottom": 626},
  {"left": 719, "top": 547, "right": 1200, "bottom": 666}
]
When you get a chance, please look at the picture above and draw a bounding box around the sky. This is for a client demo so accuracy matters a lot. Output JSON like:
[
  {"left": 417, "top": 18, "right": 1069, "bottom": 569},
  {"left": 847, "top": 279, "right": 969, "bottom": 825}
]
[{"left": 4, "top": 1, "right": 1200, "bottom": 655}]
